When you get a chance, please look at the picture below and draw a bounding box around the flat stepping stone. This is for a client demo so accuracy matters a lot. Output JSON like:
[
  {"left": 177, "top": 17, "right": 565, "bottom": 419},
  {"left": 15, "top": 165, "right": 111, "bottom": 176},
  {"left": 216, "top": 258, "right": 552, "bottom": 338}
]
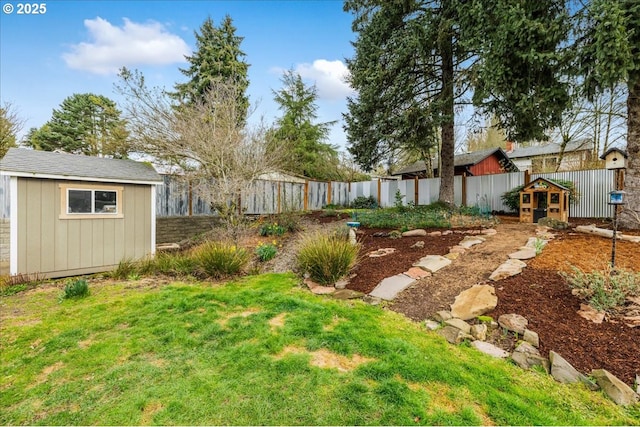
[
  {"left": 524, "top": 237, "right": 547, "bottom": 249},
  {"left": 404, "top": 267, "right": 431, "bottom": 280},
  {"left": 310, "top": 285, "right": 336, "bottom": 295},
  {"left": 481, "top": 228, "right": 497, "bottom": 235},
  {"left": 402, "top": 229, "right": 427, "bottom": 237},
  {"left": 489, "top": 259, "right": 526, "bottom": 281},
  {"left": 509, "top": 248, "right": 537, "bottom": 260},
  {"left": 413, "top": 255, "right": 452, "bottom": 273},
  {"left": 450, "top": 284, "right": 497, "bottom": 320},
  {"left": 449, "top": 245, "right": 466, "bottom": 254},
  {"left": 369, "top": 274, "right": 415, "bottom": 301},
  {"left": 459, "top": 236, "right": 485, "bottom": 249}
]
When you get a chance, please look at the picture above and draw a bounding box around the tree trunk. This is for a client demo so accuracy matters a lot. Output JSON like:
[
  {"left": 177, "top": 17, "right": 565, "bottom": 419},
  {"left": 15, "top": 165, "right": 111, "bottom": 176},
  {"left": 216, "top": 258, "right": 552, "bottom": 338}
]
[
  {"left": 437, "top": 9, "right": 455, "bottom": 206},
  {"left": 619, "top": 76, "right": 640, "bottom": 229}
]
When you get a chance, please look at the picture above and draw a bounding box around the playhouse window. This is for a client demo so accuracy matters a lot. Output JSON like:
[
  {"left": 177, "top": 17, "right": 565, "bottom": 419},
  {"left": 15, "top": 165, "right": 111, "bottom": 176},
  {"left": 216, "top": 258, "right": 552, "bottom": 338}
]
[{"left": 60, "top": 184, "right": 124, "bottom": 219}]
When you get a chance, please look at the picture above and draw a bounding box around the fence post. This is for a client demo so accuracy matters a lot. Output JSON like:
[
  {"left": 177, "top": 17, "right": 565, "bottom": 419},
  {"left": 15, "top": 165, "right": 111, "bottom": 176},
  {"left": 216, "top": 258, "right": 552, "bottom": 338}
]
[
  {"left": 414, "top": 176, "right": 419, "bottom": 205},
  {"left": 524, "top": 170, "right": 531, "bottom": 185},
  {"left": 188, "top": 180, "right": 193, "bottom": 216},
  {"left": 327, "top": 181, "right": 332, "bottom": 206},
  {"left": 461, "top": 173, "right": 467, "bottom": 206},
  {"left": 377, "top": 179, "right": 382, "bottom": 206},
  {"left": 303, "top": 180, "right": 309, "bottom": 211},
  {"left": 277, "top": 181, "right": 282, "bottom": 214}
]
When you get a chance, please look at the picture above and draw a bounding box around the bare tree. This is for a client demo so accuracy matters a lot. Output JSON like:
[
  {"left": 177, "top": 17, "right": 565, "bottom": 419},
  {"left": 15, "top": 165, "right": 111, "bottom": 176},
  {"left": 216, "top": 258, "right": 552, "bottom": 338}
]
[
  {"left": 0, "top": 102, "right": 26, "bottom": 157},
  {"left": 116, "top": 68, "right": 285, "bottom": 242}
]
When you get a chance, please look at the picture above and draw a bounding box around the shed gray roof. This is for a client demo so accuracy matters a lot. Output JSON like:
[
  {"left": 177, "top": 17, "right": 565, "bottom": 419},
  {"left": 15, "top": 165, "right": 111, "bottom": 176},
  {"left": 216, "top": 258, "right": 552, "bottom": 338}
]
[
  {"left": 507, "top": 139, "right": 593, "bottom": 159},
  {"left": 0, "top": 148, "right": 162, "bottom": 184}
]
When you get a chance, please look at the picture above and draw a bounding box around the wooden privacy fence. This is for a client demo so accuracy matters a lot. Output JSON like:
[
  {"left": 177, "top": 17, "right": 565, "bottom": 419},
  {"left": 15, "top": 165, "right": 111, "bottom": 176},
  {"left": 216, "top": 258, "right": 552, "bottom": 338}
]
[{"left": 155, "top": 169, "right": 618, "bottom": 218}]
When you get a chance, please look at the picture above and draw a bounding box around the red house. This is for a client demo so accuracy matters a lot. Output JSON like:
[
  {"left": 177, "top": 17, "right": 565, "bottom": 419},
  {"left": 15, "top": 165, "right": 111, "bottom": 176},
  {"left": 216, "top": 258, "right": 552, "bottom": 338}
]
[{"left": 392, "top": 147, "right": 519, "bottom": 179}]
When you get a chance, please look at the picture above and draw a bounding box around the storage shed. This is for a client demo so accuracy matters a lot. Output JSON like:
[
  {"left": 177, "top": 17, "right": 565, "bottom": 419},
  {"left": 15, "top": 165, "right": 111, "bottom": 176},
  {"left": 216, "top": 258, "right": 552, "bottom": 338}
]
[
  {"left": 0, "top": 148, "right": 162, "bottom": 279},
  {"left": 519, "top": 177, "right": 569, "bottom": 223}
]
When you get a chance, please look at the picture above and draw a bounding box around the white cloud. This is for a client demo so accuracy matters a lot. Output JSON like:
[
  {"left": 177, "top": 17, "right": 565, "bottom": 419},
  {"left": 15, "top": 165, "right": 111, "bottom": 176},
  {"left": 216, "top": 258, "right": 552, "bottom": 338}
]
[
  {"left": 295, "top": 59, "right": 354, "bottom": 100},
  {"left": 63, "top": 17, "right": 190, "bottom": 75}
]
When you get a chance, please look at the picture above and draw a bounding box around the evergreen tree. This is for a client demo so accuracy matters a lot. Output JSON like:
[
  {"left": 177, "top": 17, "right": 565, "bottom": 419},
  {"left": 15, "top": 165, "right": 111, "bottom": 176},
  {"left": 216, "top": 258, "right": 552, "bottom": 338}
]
[
  {"left": 24, "top": 93, "right": 130, "bottom": 158},
  {"left": 271, "top": 70, "right": 340, "bottom": 181},
  {"left": 174, "top": 15, "right": 249, "bottom": 125},
  {"left": 344, "top": 0, "right": 571, "bottom": 205}
]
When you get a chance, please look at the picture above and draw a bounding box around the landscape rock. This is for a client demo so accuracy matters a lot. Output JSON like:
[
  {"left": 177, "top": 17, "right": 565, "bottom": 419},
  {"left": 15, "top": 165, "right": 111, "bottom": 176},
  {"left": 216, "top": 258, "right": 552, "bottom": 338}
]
[
  {"left": 304, "top": 278, "right": 320, "bottom": 289},
  {"left": 636, "top": 375, "right": 640, "bottom": 394},
  {"left": 362, "top": 295, "right": 382, "bottom": 305},
  {"left": 367, "top": 247, "right": 397, "bottom": 258},
  {"left": 444, "top": 253, "right": 460, "bottom": 260},
  {"left": 369, "top": 274, "right": 415, "bottom": 301},
  {"left": 404, "top": 267, "right": 431, "bottom": 280},
  {"left": 524, "top": 237, "right": 547, "bottom": 250},
  {"left": 498, "top": 313, "right": 528, "bottom": 335},
  {"left": 429, "top": 231, "right": 442, "bottom": 236},
  {"left": 402, "top": 229, "right": 427, "bottom": 237},
  {"left": 512, "top": 342, "right": 549, "bottom": 372},
  {"left": 442, "top": 230, "right": 453, "bottom": 235},
  {"left": 577, "top": 304, "right": 606, "bottom": 324},
  {"left": 410, "top": 241, "right": 425, "bottom": 248},
  {"left": 538, "top": 217, "right": 568, "bottom": 230},
  {"left": 489, "top": 259, "right": 527, "bottom": 281},
  {"left": 438, "top": 326, "right": 466, "bottom": 344},
  {"left": 372, "top": 231, "right": 390, "bottom": 238},
  {"left": 459, "top": 236, "right": 485, "bottom": 249},
  {"left": 591, "top": 369, "right": 639, "bottom": 406},
  {"left": 549, "top": 351, "right": 599, "bottom": 390},
  {"left": 450, "top": 284, "right": 498, "bottom": 320},
  {"left": 332, "top": 289, "right": 364, "bottom": 300},
  {"left": 310, "top": 285, "right": 336, "bottom": 295},
  {"left": 508, "top": 248, "right": 537, "bottom": 260},
  {"left": 523, "top": 329, "right": 540, "bottom": 348},
  {"left": 425, "top": 320, "right": 441, "bottom": 331},
  {"left": 433, "top": 310, "right": 452, "bottom": 322},
  {"left": 444, "top": 318, "right": 472, "bottom": 334},
  {"left": 413, "top": 255, "right": 452, "bottom": 273},
  {"left": 481, "top": 228, "right": 497, "bottom": 235},
  {"left": 471, "top": 341, "right": 509, "bottom": 358},
  {"left": 334, "top": 278, "right": 349, "bottom": 290},
  {"left": 470, "top": 324, "right": 487, "bottom": 341}
]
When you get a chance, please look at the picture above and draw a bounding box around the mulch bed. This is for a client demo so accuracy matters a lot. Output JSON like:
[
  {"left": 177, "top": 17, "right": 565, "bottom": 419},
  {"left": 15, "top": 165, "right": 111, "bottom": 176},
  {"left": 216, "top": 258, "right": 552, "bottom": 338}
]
[{"left": 303, "top": 212, "right": 640, "bottom": 385}]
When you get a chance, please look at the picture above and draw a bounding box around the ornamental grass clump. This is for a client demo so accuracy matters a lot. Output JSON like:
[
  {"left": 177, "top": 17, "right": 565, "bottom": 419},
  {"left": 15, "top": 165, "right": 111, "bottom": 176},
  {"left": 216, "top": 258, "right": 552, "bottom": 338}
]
[
  {"left": 561, "top": 265, "right": 640, "bottom": 313},
  {"left": 60, "top": 278, "right": 89, "bottom": 300},
  {"left": 255, "top": 243, "right": 278, "bottom": 262},
  {"left": 296, "top": 232, "right": 360, "bottom": 285},
  {"left": 192, "top": 241, "right": 249, "bottom": 278}
]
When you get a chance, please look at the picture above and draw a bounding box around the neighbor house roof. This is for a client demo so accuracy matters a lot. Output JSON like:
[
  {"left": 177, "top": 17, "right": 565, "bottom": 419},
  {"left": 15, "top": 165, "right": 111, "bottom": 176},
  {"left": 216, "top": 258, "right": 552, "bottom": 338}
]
[
  {"left": 393, "top": 147, "right": 516, "bottom": 176},
  {"left": 0, "top": 148, "right": 162, "bottom": 185},
  {"left": 507, "top": 139, "right": 593, "bottom": 159}
]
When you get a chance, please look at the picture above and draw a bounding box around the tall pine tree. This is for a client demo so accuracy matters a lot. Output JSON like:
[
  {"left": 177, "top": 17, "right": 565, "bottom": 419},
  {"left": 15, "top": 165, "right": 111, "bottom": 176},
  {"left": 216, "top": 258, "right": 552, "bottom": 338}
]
[
  {"left": 271, "top": 70, "right": 339, "bottom": 181},
  {"left": 174, "top": 15, "right": 250, "bottom": 125}
]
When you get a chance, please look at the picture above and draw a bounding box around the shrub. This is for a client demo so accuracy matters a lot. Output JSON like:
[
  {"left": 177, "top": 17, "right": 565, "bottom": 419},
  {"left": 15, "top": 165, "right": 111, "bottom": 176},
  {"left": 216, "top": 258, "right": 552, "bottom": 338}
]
[
  {"left": 501, "top": 179, "right": 580, "bottom": 212},
  {"left": 351, "top": 196, "right": 378, "bottom": 209},
  {"left": 255, "top": 243, "right": 278, "bottom": 262},
  {"left": 110, "top": 258, "right": 138, "bottom": 280},
  {"left": 561, "top": 266, "right": 640, "bottom": 313},
  {"left": 297, "top": 232, "right": 360, "bottom": 285},
  {"left": 276, "top": 211, "right": 303, "bottom": 233},
  {"left": 192, "top": 241, "right": 249, "bottom": 278},
  {"left": 61, "top": 278, "right": 89, "bottom": 300},
  {"left": 260, "top": 222, "right": 286, "bottom": 237}
]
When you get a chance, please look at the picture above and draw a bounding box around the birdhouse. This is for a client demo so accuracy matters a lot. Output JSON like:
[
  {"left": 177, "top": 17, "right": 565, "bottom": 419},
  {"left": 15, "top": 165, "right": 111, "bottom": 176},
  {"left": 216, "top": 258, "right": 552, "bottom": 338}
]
[{"left": 600, "top": 147, "right": 628, "bottom": 170}]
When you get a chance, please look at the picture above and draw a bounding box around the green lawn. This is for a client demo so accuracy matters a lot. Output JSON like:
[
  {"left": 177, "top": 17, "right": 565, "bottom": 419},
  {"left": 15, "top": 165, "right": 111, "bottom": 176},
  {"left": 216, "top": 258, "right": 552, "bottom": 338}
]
[{"left": 1, "top": 274, "right": 638, "bottom": 425}]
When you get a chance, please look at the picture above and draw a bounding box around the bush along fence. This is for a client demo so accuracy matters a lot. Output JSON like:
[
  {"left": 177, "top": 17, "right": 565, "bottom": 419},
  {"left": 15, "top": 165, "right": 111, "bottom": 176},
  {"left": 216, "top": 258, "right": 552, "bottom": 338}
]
[{"left": 156, "top": 168, "right": 618, "bottom": 219}]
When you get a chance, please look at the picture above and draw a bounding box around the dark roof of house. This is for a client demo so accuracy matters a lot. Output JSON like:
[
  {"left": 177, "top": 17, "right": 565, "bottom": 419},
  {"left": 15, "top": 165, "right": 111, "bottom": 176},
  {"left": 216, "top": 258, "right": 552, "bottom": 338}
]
[
  {"left": 0, "top": 148, "right": 162, "bottom": 183},
  {"left": 507, "top": 139, "right": 593, "bottom": 159},
  {"left": 393, "top": 147, "right": 514, "bottom": 176}
]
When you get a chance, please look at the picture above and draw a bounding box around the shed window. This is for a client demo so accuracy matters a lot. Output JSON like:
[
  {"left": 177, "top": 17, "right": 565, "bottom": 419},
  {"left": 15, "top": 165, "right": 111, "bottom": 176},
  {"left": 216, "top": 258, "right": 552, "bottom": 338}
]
[
  {"left": 59, "top": 183, "right": 123, "bottom": 219},
  {"left": 68, "top": 189, "right": 117, "bottom": 214}
]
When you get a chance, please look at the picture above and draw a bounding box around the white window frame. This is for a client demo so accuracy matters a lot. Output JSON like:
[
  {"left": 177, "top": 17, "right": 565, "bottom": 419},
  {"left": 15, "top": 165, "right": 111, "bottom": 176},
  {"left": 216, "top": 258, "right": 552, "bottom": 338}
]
[{"left": 59, "top": 183, "right": 124, "bottom": 219}]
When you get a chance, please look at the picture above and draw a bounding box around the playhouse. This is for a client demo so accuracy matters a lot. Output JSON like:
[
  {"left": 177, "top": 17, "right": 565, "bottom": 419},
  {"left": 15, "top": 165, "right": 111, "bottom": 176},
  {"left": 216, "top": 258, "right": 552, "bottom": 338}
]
[{"left": 519, "top": 177, "right": 569, "bottom": 223}]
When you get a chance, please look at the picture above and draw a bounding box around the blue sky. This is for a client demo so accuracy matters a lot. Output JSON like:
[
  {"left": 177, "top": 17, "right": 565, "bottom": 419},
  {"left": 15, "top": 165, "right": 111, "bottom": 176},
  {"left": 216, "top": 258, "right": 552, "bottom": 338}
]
[{"left": 0, "top": 0, "right": 356, "bottom": 149}]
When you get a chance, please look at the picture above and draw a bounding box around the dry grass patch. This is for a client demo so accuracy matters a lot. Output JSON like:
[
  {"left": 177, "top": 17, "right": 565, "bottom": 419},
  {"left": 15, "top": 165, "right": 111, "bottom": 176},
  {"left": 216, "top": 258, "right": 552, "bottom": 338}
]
[
  {"left": 140, "top": 401, "right": 164, "bottom": 425},
  {"left": 217, "top": 307, "right": 261, "bottom": 327},
  {"left": 275, "top": 345, "right": 375, "bottom": 373},
  {"left": 322, "top": 315, "right": 345, "bottom": 332},
  {"left": 28, "top": 361, "right": 64, "bottom": 389},
  {"left": 268, "top": 313, "right": 287, "bottom": 329}
]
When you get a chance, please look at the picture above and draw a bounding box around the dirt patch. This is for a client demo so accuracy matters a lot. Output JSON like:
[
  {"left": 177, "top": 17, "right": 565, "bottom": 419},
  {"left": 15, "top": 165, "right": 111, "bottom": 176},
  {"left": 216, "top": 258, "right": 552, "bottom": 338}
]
[
  {"left": 140, "top": 401, "right": 164, "bottom": 425},
  {"left": 269, "top": 313, "right": 287, "bottom": 329},
  {"left": 275, "top": 345, "right": 375, "bottom": 372}
]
